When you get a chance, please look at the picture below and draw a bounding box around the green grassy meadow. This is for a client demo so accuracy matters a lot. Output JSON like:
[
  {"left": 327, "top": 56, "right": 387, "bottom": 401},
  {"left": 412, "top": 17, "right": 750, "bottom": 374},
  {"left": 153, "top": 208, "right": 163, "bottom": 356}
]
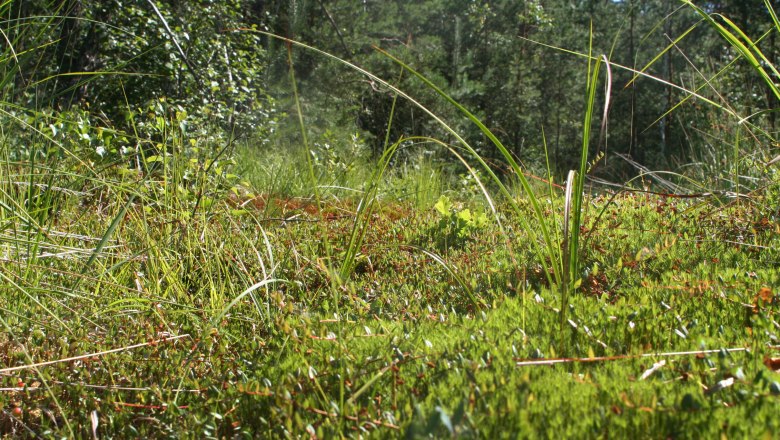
[
  {"left": 2, "top": 144, "right": 779, "bottom": 437},
  {"left": 3, "top": 1, "right": 780, "bottom": 438}
]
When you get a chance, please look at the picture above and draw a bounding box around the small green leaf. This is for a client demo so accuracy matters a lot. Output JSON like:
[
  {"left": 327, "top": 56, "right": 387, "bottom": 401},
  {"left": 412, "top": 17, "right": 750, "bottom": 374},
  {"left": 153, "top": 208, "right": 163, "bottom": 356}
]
[
  {"left": 434, "top": 195, "right": 451, "bottom": 216},
  {"left": 473, "top": 210, "right": 488, "bottom": 228}
]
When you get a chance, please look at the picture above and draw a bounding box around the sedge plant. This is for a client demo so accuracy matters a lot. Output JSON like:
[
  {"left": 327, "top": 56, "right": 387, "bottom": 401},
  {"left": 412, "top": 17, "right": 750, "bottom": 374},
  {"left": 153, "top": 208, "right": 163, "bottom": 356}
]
[{"left": 250, "top": 29, "right": 616, "bottom": 352}]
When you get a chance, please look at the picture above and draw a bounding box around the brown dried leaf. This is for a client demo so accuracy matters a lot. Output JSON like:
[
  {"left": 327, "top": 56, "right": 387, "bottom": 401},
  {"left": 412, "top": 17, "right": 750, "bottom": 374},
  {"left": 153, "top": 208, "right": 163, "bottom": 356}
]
[
  {"left": 763, "top": 356, "right": 780, "bottom": 371},
  {"left": 758, "top": 287, "right": 774, "bottom": 303}
]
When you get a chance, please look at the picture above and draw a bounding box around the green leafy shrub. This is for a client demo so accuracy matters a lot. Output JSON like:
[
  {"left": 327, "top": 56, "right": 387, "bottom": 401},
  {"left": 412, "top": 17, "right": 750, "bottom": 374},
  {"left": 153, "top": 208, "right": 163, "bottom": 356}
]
[{"left": 432, "top": 194, "right": 488, "bottom": 244}]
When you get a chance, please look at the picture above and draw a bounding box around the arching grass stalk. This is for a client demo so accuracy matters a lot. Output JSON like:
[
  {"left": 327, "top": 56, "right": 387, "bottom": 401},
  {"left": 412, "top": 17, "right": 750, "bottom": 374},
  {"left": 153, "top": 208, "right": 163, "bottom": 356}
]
[
  {"left": 402, "top": 244, "right": 481, "bottom": 308},
  {"left": 246, "top": 33, "right": 518, "bottom": 247},
  {"left": 249, "top": 31, "right": 573, "bottom": 344},
  {"left": 377, "top": 43, "right": 613, "bottom": 353},
  {"left": 683, "top": 1, "right": 780, "bottom": 103},
  {"left": 248, "top": 31, "right": 619, "bottom": 352},
  {"left": 373, "top": 47, "right": 562, "bottom": 292},
  {"left": 338, "top": 137, "right": 399, "bottom": 282},
  {"left": 212, "top": 277, "right": 286, "bottom": 326},
  {"left": 248, "top": 34, "right": 514, "bottom": 267},
  {"left": 339, "top": 67, "right": 404, "bottom": 283}
]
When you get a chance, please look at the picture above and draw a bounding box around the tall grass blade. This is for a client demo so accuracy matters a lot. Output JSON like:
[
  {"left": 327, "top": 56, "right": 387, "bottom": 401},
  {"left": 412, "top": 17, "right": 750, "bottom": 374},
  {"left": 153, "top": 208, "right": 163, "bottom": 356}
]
[
  {"left": 249, "top": 30, "right": 558, "bottom": 290},
  {"left": 339, "top": 139, "right": 400, "bottom": 281},
  {"left": 561, "top": 169, "right": 576, "bottom": 349},
  {"left": 374, "top": 47, "right": 561, "bottom": 289},
  {"left": 339, "top": 68, "right": 404, "bottom": 282},
  {"left": 683, "top": 1, "right": 780, "bottom": 100},
  {"left": 81, "top": 194, "right": 135, "bottom": 276},
  {"left": 766, "top": 0, "right": 780, "bottom": 33}
]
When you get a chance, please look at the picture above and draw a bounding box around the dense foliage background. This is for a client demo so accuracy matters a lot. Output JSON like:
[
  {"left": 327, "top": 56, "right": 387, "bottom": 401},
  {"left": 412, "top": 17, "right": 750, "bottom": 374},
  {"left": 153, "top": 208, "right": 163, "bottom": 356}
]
[{"left": 6, "top": 0, "right": 779, "bottom": 181}]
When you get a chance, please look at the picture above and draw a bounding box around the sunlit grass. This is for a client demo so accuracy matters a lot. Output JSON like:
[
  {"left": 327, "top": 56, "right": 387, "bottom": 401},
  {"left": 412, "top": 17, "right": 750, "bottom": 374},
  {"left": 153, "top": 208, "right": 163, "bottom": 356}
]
[{"left": 2, "top": 1, "right": 780, "bottom": 437}]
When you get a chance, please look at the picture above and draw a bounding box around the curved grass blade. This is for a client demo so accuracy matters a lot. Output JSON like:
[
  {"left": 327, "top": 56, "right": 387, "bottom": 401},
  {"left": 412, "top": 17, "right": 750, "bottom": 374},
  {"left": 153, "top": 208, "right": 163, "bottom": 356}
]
[
  {"left": 561, "top": 169, "right": 576, "bottom": 347},
  {"left": 246, "top": 30, "right": 560, "bottom": 289},
  {"left": 373, "top": 47, "right": 562, "bottom": 289},
  {"left": 212, "top": 276, "right": 286, "bottom": 325},
  {"left": 339, "top": 138, "right": 400, "bottom": 281},
  {"left": 402, "top": 244, "right": 484, "bottom": 308},
  {"left": 80, "top": 194, "right": 135, "bottom": 277},
  {"left": 682, "top": 1, "right": 780, "bottom": 101}
]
